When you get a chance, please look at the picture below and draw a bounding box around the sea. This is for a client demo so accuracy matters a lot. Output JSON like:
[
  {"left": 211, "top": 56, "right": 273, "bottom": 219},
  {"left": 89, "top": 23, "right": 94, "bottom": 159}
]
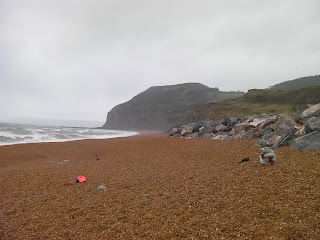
[{"left": 0, "top": 121, "right": 138, "bottom": 146}]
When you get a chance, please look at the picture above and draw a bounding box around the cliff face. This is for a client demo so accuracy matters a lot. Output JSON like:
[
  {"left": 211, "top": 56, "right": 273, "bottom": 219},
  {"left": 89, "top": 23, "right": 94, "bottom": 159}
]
[{"left": 102, "top": 83, "right": 244, "bottom": 130}]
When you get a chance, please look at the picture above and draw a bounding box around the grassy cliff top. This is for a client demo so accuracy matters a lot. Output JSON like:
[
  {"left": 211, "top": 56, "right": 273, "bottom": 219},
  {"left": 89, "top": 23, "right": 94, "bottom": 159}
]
[
  {"left": 191, "top": 86, "right": 320, "bottom": 121},
  {"left": 270, "top": 75, "right": 320, "bottom": 89}
]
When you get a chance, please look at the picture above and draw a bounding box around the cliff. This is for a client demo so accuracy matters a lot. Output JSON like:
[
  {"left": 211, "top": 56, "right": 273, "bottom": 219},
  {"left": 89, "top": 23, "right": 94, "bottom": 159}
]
[{"left": 102, "top": 83, "right": 244, "bottom": 130}]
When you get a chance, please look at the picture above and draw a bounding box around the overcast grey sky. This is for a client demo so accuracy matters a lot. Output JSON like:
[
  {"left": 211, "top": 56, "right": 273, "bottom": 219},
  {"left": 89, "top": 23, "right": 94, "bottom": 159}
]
[{"left": 1, "top": 0, "right": 319, "bottom": 122}]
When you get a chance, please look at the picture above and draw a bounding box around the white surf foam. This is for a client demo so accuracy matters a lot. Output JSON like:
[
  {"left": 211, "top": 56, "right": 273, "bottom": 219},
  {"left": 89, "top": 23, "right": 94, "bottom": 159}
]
[{"left": 0, "top": 123, "right": 138, "bottom": 146}]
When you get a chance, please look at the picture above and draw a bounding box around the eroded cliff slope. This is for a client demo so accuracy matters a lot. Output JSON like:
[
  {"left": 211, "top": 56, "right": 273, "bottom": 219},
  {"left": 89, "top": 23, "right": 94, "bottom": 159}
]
[{"left": 103, "top": 83, "right": 244, "bottom": 130}]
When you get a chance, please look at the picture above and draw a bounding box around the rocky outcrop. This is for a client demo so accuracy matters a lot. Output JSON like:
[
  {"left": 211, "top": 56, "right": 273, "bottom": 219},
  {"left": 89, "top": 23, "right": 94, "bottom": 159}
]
[
  {"left": 167, "top": 104, "right": 320, "bottom": 150},
  {"left": 103, "top": 83, "right": 244, "bottom": 130}
]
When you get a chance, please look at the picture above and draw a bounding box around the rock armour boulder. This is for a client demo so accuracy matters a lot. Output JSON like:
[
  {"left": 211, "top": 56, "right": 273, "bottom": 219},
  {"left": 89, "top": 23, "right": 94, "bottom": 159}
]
[
  {"left": 167, "top": 103, "right": 320, "bottom": 150},
  {"left": 295, "top": 103, "right": 320, "bottom": 124},
  {"left": 305, "top": 117, "right": 320, "bottom": 133},
  {"left": 290, "top": 131, "right": 320, "bottom": 150}
]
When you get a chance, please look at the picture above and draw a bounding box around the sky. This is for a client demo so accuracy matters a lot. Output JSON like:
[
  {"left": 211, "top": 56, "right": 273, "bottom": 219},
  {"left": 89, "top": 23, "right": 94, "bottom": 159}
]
[{"left": 1, "top": 0, "right": 320, "bottom": 123}]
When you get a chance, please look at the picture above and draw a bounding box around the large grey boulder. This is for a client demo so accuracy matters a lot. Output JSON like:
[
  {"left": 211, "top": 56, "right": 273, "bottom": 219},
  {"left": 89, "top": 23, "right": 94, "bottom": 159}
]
[
  {"left": 247, "top": 119, "right": 266, "bottom": 129},
  {"left": 207, "top": 121, "right": 221, "bottom": 128},
  {"left": 272, "top": 113, "right": 295, "bottom": 129},
  {"left": 189, "top": 132, "right": 200, "bottom": 138},
  {"left": 259, "top": 117, "right": 277, "bottom": 130},
  {"left": 272, "top": 132, "right": 294, "bottom": 149},
  {"left": 295, "top": 103, "right": 320, "bottom": 124},
  {"left": 271, "top": 113, "right": 299, "bottom": 138},
  {"left": 215, "top": 124, "right": 226, "bottom": 133},
  {"left": 255, "top": 133, "right": 280, "bottom": 147},
  {"left": 230, "top": 118, "right": 240, "bottom": 126},
  {"left": 274, "top": 122, "right": 296, "bottom": 136},
  {"left": 234, "top": 130, "right": 246, "bottom": 140},
  {"left": 168, "top": 128, "right": 180, "bottom": 136},
  {"left": 295, "top": 126, "right": 306, "bottom": 136},
  {"left": 242, "top": 128, "right": 259, "bottom": 140},
  {"left": 201, "top": 132, "right": 215, "bottom": 139},
  {"left": 259, "top": 126, "right": 273, "bottom": 137},
  {"left": 305, "top": 117, "right": 320, "bottom": 134},
  {"left": 198, "top": 123, "right": 214, "bottom": 135},
  {"left": 221, "top": 118, "right": 232, "bottom": 126},
  {"left": 181, "top": 125, "right": 193, "bottom": 136},
  {"left": 255, "top": 138, "right": 271, "bottom": 147},
  {"left": 192, "top": 123, "right": 202, "bottom": 133},
  {"left": 290, "top": 131, "right": 320, "bottom": 150},
  {"left": 234, "top": 122, "right": 248, "bottom": 133},
  {"left": 212, "top": 133, "right": 230, "bottom": 141}
]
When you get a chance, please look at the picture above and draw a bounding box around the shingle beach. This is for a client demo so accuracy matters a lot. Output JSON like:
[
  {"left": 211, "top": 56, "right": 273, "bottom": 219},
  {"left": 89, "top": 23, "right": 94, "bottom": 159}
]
[{"left": 1, "top": 133, "right": 320, "bottom": 239}]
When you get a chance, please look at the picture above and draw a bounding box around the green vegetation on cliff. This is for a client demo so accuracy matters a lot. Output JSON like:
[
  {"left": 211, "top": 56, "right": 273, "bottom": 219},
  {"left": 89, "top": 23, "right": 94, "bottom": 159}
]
[
  {"left": 269, "top": 75, "right": 320, "bottom": 89},
  {"left": 242, "top": 86, "right": 320, "bottom": 104},
  {"left": 191, "top": 86, "right": 320, "bottom": 121}
]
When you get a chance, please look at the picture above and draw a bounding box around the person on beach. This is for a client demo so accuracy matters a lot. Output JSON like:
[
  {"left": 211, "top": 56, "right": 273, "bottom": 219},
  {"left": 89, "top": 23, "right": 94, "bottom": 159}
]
[{"left": 260, "top": 147, "right": 276, "bottom": 166}]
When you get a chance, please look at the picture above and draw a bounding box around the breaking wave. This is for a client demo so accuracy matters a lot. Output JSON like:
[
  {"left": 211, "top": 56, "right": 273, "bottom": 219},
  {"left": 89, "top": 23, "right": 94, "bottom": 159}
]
[{"left": 0, "top": 122, "right": 138, "bottom": 146}]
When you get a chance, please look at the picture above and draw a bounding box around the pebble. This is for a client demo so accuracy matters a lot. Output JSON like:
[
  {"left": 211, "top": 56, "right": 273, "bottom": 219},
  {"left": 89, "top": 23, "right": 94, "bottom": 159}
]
[{"left": 97, "top": 185, "right": 107, "bottom": 190}]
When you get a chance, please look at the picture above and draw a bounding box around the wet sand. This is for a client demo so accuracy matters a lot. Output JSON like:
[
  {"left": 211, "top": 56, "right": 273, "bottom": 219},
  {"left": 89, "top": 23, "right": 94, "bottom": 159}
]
[{"left": 0, "top": 134, "right": 320, "bottom": 239}]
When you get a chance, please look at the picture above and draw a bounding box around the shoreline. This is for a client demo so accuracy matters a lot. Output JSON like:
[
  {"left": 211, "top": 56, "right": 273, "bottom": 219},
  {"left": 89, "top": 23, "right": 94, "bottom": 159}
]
[
  {"left": 1, "top": 135, "right": 319, "bottom": 239},
  {"left": 0, "top": 128, "right": 144, "bottom": 148}
]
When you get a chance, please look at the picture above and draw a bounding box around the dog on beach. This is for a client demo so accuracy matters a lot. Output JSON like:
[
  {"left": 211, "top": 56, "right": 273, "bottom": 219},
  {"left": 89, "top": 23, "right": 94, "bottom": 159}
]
[{"left": 260, "top": 147, "right": 276, "bottom": 166}]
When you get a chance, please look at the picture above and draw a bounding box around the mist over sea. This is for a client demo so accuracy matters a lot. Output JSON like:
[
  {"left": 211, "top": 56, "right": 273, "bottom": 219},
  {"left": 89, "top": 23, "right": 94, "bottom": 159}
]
[{"left": 0, "top": 120, "right": 138, "bottom": 146}]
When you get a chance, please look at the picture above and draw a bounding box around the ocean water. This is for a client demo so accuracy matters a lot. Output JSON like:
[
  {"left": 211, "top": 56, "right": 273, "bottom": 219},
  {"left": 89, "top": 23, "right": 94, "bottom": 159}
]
[{"left": 0, "top": 122, "right": 138, "bottom": 146}]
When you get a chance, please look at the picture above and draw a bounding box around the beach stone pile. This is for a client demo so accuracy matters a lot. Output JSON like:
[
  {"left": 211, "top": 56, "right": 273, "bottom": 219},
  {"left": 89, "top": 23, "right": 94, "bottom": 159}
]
[{"left": 166, "top": 103, "right": 320, "bottom": 150}]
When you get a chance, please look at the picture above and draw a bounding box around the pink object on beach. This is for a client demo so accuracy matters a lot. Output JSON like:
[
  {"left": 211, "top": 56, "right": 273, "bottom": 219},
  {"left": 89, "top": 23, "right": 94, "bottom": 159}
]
[{"left": 76, "top": 175, "right": 86, "bottom": 183}]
